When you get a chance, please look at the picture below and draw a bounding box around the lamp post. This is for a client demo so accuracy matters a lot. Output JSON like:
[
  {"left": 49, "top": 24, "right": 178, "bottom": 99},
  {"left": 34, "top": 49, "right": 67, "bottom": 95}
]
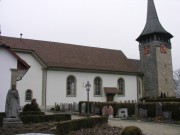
[{"left": 85, "top": 81, "right": 91, "bottom": 117}]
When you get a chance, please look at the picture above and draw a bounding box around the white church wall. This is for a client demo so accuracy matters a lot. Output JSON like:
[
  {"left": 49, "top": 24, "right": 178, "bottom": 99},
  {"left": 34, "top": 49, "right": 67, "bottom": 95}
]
[
  {"left": 0, "top": 48, "right": 17, "bottom": 112},
  {"left": 9, "top": 51, "right": 138, "bottom": 110},
  {"left": 46, "top": 70, "right": 138, "bottom": 108},
  {"left": 16, "top": 52, "right": 43, "bottom": 106},
  {"left": 114, "top": 76, "right": 137, "bottom": 102}
]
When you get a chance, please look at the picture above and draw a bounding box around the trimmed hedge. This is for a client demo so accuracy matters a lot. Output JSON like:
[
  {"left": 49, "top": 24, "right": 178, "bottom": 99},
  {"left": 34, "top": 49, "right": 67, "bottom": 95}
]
[
  {"left": 0, "top": 112, "right": 5, "bottom": 127},
  {"left": 20, "top": 111, "right": 45, "bottom": 116},
  {"left": 145, "top": 98, "right": 180, "bottom": 102},
  {"left": 20, "top": 114, "right": 71, "bottom": 124},
  {"left": 56, "top": 116, "right": 108, "bottom": 135}
]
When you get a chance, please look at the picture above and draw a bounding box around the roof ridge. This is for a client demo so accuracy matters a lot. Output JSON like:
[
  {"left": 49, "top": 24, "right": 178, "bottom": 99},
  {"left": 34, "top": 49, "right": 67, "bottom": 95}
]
[{"left": 2, "top": 36, "right": 123, "bottom": 52}]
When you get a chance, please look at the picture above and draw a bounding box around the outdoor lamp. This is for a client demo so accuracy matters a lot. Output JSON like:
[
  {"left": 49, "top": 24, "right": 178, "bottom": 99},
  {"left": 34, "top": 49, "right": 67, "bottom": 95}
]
[{"left": 85, "top": 81, "right": 91, "bottom": 117}]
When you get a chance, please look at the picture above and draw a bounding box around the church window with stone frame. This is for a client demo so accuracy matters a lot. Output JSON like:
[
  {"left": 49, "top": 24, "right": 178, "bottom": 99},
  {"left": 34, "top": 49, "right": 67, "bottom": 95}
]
[
  {"left": 25, "top": 89, "right": 32, "bottom": 101},
  {"left": 66, "top": 75, "right": 76, "bottom": 97},
  {"left": 94, "top": 77, "right": 102, "bottom": 96},
  {"left": 117, "top": 78, "right": 125, "bottom": 96}
]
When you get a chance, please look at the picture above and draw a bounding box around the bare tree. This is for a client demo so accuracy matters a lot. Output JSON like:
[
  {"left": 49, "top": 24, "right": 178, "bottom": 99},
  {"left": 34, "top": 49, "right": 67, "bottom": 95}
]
[{"left": 174, "top": 69, "right": 180, "bottom": 98}]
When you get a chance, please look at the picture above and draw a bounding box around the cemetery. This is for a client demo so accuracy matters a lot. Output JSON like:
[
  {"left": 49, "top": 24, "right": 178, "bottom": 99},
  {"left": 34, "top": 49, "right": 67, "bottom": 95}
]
[{"left": 1, "top": 99, "right": 180, "bottom": 134}]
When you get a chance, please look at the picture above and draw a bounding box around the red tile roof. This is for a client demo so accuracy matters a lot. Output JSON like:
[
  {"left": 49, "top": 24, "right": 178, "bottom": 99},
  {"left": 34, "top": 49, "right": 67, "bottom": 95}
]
[
  {"left": 1, "top": 36, "right": 140, "bottom": 74},
  {"left": 0, "top": 40, "right": 30, "bottom": 80}
]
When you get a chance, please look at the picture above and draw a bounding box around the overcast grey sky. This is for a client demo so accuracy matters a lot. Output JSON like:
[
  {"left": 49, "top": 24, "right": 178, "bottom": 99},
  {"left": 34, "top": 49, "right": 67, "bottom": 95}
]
[{"left": 0, "top": 0, "right": 179, "bottom": 70}]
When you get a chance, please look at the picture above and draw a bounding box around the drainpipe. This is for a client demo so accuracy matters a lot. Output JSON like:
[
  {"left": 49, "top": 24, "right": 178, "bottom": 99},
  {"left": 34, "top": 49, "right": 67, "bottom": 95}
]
[{"left": 42, "top": 68, "right": 47, "bottom": 111}]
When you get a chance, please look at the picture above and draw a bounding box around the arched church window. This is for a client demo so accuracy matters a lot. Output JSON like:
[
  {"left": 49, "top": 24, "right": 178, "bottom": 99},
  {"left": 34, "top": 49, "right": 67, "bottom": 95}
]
[
  {"left": 25, "top": 89, "right": 32, "bottom": 101},
  {"left": 117, "top": 78, "right": 125, "bottom": 96},
  {"left": 94, "top": 77, "right": 102, "bottom": 96},
  {"left": 66, "top": 75, "right": 76, "bottom": 96}
]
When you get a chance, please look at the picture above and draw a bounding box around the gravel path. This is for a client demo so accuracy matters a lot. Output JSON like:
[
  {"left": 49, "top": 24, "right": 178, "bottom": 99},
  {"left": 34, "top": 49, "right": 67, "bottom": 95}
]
[{"left": 109, "top": 119, "right": 180, "bottom": 135}]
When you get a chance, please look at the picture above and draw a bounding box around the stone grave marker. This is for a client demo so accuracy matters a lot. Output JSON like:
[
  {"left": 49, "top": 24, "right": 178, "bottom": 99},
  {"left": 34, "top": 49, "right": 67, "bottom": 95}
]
[
  {"left": 118, "top": 108, "right": 128, "bottom": 118},
  {"left": 139, "top": 108, "right": 147, "bottom": 118},
  {"left": 108, "top": 105, "right": 114, "bottom": 118},
  {"left": 134, "top": 103, "right": 139, "bottom": 117},
  {"left": 163, "top": 111, "right": 172, "bottom": 119},
  {"left": 81, "top": 103, "right": 86, "bottom": 114},
  {"left": 73, "top": 102, "right": 79, "bottom": 112},
  {"left": 156, "top": 102, "right": 162, "bottom": 116},
  {"left": 90, "top": 103, "right": 95, "bottom": 114},
  {"left": 94, "top": 107, "right": 100, "bottom": 115},
  {"left": 102, "top": 106, "right": 108, "bottom": 116}
]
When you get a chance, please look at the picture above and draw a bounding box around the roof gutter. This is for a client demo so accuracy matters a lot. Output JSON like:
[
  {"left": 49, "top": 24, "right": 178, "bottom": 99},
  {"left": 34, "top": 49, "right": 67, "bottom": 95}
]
[{"left": 46, "top": 66, "right": 141, "bottom": 76}]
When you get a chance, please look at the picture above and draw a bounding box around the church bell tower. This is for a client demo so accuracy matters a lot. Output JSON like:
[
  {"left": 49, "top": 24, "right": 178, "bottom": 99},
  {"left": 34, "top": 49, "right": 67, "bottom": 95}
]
[{"left": 136, "top": 0, "right": 175, "bottom": 98}]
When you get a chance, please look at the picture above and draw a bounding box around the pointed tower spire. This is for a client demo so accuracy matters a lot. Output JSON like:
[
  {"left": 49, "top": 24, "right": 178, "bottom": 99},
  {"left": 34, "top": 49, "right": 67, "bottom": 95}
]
[
  {"left": 136, "top": 0, "right": 173, "bottom": 42},
  {"left": 136, "top": 0, "right": 175, "bottom": 98}
]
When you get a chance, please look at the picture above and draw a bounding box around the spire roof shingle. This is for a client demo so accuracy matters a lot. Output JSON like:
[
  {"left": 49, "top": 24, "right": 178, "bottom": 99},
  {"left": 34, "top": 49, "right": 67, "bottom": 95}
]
[{"left": 136, "top": 0, "right": 173, "bottom": 41}]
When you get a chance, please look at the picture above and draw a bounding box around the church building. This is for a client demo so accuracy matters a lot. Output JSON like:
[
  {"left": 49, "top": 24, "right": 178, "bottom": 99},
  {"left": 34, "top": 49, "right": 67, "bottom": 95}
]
[{"left": 0, "top": 0, "right": 174, "bottom": 110}]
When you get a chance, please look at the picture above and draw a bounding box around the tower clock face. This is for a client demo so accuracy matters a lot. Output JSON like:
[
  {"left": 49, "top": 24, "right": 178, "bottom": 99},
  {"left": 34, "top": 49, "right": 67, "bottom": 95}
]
[
  {"left": 143, "top": 46, "right": 151, "bottom": 55},
  {"left": 160, "top": 45, "right": 167, "bottom": 53}
]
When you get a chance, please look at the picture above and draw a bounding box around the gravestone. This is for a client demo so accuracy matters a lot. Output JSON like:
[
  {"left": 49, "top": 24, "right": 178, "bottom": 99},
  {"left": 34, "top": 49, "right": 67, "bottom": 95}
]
[
  {"left": 134, "top": 103, "right": 139, "bottom": 117},
  {"left": 139, "top": 108, "right": 147, "bottom": 118},
  {"left": 90, "top": 103, "right": 95, "bottom": 114},
  {"left": 163, "top": 111, "right": 172, "bottom": 119},
  {"left": 118, "top": 108, "right": 128, "bottom": 118},
  {"left": 107, "top": 105, "right": 114, "bottom": 118},
  {"left": 156, "top": 102, "right": 162, "bottom": 116},
  {"left": 81, "top": 103, "right": 86, "bottom": 114},
  {"left": 102, "top": 106, "right": 108, "bottom": 116},
  {"left": 60, "top": 103, "right": 65, "bottom": 112},
  {"left": 73, "top": 102, "right": 79, "bottom": 112},
  {"left": 102, "top": 105, "right": 114, "bottom": 118},
  {"left": 94, "top": 107, "right": 100, "bottom": 115}
]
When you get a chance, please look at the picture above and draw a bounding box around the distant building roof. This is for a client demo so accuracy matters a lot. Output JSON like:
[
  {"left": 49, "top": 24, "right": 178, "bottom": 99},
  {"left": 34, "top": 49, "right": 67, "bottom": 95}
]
[{"left": 1, "top": 36, "right": 140, "bottom": 74}]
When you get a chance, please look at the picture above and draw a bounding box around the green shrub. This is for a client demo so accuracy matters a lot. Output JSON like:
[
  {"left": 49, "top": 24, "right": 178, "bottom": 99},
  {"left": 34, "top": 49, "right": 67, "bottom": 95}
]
[
  {"left": 56, "top": 116, "right": 108, "bottom": 135},
  {"left": 23, "top": 99, "right": 41, "bottom": 112},
  {"left": 20, "top": 114, "right": 71, "bottom": 124},
  {"left": 121, "top": 126, "right": 142, "bottom": 135}
]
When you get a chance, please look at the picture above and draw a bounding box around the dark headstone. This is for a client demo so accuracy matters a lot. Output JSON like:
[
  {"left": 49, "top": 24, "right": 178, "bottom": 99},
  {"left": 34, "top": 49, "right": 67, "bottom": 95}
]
[
  {"left": 90, "top": 103, "right": 95, "bottom": 114},
  {"left": 139, "top": 108, "right": 147, "bottom": 118},
  {"left": 134, "top": 103, "right": 139, "bottom": 117},
  {"left": 163, "top": 111, "right": 172, "bottom": 119},
  {"left": 81, "top": 103, "right": 86, "bottom": 114},
  {"left": 94, "top": 107, "right": 100, "bottom": 115}
]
